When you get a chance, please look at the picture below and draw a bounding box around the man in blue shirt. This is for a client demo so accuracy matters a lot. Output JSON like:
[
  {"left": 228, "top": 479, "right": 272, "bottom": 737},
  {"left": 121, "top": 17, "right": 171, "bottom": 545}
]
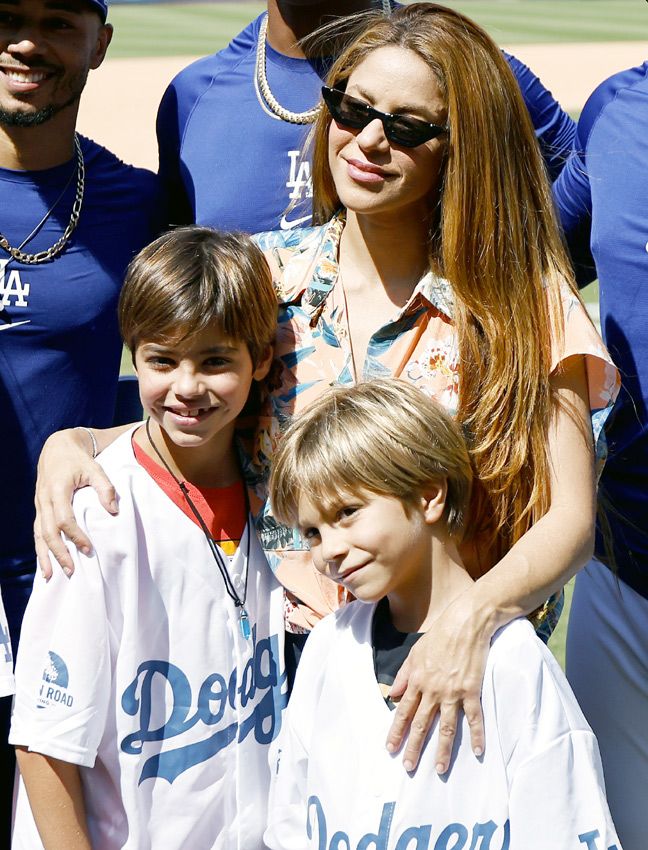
[
  {"left": 0, "top": 0, "right": 160, "bottom": 838},
  {"left": 553, "top": 62, "right": 648, "bottom": 850},
  {"left": 157, "top": 0, "right": 576, "bottom": 232}
]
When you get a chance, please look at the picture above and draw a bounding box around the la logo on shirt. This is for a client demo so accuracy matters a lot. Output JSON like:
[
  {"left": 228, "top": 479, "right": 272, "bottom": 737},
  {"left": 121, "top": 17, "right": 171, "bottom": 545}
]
[
  {"left": 281, "top": 151, "right": 313, "bottom": 230},
  {"left": 0, "top": 259, "right": 30, "bottom": 309}
]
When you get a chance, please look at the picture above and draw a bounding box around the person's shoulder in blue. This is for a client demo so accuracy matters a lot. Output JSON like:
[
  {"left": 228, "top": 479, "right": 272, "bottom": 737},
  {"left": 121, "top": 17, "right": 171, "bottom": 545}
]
[
  {"left": 555, "top": 61, "right": 648, "bottom": 243},
  {"left": 504, "top": 52, "right": 575, "bottom": 181},
  {"left": 77, "top": 135, "right": 162, "bottom": 269},
  {"left": 156, "top": 2, "right": 575, "bottom": 232},
  {"left": 156, "top": 15, "right": 260, "bottom": 226}
]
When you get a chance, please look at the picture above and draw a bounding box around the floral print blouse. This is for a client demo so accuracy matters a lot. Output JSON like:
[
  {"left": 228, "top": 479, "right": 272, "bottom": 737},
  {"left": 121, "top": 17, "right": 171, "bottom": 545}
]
[{"left": 244, "top": 212, "right": 620, "bottom": 637}]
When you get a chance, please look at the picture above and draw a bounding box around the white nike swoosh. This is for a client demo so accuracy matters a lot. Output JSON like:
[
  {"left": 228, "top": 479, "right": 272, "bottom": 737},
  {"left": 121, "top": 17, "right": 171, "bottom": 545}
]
[
  {"left": 279, "top": 214, "right": 312, "bottom": 231},
  {"left": 0, "top": 320, "right": 30, "bottom": 331}
]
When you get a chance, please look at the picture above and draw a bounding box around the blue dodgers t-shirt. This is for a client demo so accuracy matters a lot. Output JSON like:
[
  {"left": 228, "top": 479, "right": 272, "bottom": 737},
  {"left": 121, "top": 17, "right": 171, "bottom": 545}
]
[
  {"left": 554, "top": 62, "right": 648, "bottom": 596},
  {"left": 157, "top": 14, "right": 326, "bottom": 232},
  {"left": 0, "top": 136, "right": 160, "bottom": 588},
  {"left": 156, "top": 13, "right": 575, "bottom": 233}
]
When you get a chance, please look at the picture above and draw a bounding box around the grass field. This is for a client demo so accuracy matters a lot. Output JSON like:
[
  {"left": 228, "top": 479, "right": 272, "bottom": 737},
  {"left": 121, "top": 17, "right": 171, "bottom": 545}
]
[
  {"left": 547, "top": 578, "right": 574, "bottom": 669},
  {"left": 106, "top": 0, "right": 648, "bottom": 58}
]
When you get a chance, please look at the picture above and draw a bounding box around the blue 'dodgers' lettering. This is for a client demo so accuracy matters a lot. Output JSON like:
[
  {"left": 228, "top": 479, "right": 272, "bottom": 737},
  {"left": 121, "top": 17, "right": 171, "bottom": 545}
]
[
  {"left": 305, "top": 797, "right": 610, "bottom": 850},
  {"left": 578, "top": 830, "right": 619, "bottom": 850},
  {"left": 306, "top": 797, "right": 511, "bottom": 850},
  {"left": 120, "top": 628, "right": 286, "bottom": 784}
]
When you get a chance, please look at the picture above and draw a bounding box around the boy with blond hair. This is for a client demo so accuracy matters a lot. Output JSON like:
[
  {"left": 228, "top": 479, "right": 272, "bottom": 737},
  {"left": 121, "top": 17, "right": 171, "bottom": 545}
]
[
  {"left": 11, "top": 227, "right": 286, "bottom": 850},
  {"left": 265, "top": 379, "right": 620, "bottom": 850}
]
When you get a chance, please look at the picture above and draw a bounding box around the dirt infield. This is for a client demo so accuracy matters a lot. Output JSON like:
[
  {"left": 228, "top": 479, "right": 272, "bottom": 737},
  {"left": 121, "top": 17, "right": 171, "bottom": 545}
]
[{"left": 77, "top": 41, "right": 648, "bottom": 170}]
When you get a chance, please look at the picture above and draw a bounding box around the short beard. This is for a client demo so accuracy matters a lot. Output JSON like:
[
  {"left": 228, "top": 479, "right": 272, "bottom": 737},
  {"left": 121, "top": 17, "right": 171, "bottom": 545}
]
[
  {"left": 0, "top": 91, "right": 81, "bottom": 128},
  {"left": 0, "top": 105, "right": 57, "bottom": 126}
]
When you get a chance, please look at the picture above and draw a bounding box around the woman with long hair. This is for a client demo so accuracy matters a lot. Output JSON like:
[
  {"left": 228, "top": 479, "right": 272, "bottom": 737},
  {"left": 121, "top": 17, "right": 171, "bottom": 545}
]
[
  {"left": 34, "top": 4, "right": 618, "bottom": 775},
  {"left": 252, "top": 1, "right": 618, "bottom": 771}
]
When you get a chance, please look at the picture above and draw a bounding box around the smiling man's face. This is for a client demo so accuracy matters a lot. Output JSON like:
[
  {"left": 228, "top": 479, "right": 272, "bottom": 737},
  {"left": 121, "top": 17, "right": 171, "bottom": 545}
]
[{"left": 0, "top": 0, "right": 111, "bottom": 127}]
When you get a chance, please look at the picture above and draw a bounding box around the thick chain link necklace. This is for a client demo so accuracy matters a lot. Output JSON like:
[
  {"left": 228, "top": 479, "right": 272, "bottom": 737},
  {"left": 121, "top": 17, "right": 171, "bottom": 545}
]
[
  {"left": 254, "top": 0, "right": 393, "bottom": 124},
  {"left": 0, "top": 133, "right": 84, "bottom": 265},
  {"left": 254, "top": 14, "right": 320, "bottom": 124}
]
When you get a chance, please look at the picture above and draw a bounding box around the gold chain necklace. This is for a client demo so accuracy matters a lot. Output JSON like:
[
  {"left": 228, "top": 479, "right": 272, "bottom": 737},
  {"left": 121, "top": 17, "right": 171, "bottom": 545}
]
[
  {"left": 0, "top": 134, "right": 84, "bottom": 265},
  {"left": 254, "top": 14, "right": 320, "bottom": 124},
  {"left": 254, "top": 1, "right": 393, "bottom": 125}
]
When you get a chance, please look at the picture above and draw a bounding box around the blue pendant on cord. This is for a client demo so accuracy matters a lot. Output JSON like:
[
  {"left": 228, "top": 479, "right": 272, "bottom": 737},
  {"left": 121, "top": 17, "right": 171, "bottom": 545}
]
[{"left": 239, "top": 608, "right": 251, "bottom": 640}]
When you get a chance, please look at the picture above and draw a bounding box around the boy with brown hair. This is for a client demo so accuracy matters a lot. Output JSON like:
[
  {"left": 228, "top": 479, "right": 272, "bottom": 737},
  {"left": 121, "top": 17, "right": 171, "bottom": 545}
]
[{"left": 11, "top": 227, "right": 286, "bottom": 850}]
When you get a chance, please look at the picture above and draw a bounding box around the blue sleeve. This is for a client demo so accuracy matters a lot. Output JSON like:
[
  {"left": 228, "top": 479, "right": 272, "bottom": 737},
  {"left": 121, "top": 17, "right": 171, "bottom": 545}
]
[
  {"left": 156, "top": 57, "right": 221, "bottom": 227},
  {"left": 552, "top": 82, "right": 613, "bottom": 288},
  {"left": 156, "top": 80, "right": 193, "bottom": 227},
  {"left": 133, "top": 167, "right": 166, "bottom": 243},
  {"left": 505, "top": 52, "right": 576, "bottom": 182},
  {"left": 552, "top": 132, "right": 595, "bottom": 286}
]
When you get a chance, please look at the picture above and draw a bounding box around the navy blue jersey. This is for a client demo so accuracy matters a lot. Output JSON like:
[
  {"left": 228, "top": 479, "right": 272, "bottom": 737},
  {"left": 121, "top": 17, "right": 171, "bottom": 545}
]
[
  {"left": 0, "top": 137, "right": 160, "bottom": 591},
  {"left": 554, "top": 62, "right": 648, "bottom": 596},
  {"left": 156, "top": 14, "right": 575, "bottom": 233}
]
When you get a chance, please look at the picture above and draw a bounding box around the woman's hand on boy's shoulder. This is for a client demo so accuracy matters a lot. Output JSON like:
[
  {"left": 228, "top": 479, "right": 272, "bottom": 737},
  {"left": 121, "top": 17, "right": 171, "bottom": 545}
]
[
  {"left": 385, "top": 591, "right": 490, "bottom": 775},
  {"left": 34, "top": 428, "right": 119, "bottom": 579}
]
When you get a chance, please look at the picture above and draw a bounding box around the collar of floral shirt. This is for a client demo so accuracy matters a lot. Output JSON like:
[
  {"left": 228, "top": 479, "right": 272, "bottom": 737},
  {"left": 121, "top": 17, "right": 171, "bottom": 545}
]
[{"left": 272, "top": 210, "right": 457, "bottom": 322}]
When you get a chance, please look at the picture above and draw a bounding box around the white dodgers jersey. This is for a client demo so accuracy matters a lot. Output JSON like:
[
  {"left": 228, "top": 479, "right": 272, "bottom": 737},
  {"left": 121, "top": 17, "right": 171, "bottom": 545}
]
[
  {"left": 11, "top": 430, "right": 287, "bottom": 850},
  {"left": 266, "top": 604, "right": 621, "bottom": 850}
]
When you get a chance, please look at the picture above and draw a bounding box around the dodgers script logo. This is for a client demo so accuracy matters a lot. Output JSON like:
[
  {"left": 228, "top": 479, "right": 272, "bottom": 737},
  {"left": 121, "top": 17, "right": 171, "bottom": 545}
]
[
  {"left": 120, "top": 628, "right": 285, "bottom": 785},
  {"left": 306, "top": 797, "right": 619, "bottom": 850},
  {"left": 307, "top": 797, "right": 511, "bottom": 850},
  {"left": 577, "top": 832, "right": 619, "bottom": 850}
]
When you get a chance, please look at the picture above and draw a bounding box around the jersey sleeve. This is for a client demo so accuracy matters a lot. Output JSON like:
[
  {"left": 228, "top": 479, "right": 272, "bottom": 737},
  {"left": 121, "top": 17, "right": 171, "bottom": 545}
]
[
  {"left": 504, "top": 52, "right": 576, "bottom": 182},
  {"left": 9, "top": 495, "right": 112, "bottom": 767},
  {"left": 264, "top": 616, "right": 335, "bottom": 849},
  {"left": 489, "top": 625, "right": 620, "bottom": 850},
  {"left": 507, "top": 733, "right": 620, "bottom": 850}
]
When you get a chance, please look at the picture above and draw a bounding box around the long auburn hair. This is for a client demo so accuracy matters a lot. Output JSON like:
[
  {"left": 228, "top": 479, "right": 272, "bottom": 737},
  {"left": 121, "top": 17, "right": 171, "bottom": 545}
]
[{"left": 310, "top": 3, "right": 581, "bottom": 564}]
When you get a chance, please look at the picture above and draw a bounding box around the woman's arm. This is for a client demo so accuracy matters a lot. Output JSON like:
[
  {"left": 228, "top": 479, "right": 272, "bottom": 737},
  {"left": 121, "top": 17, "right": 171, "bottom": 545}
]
[
  {"left": 16, "top": 749, "right": 92, "bottom": 850},
  {"left": 35, "top": 424, "right": 131, "bottom": 577},
  {"left": 386, "top": 355, "right": 595, "bottom": 773}
]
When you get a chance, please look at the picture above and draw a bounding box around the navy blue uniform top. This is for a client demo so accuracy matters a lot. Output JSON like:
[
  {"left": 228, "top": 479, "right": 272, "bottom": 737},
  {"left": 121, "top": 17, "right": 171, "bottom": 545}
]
[
  {"left": 156, "top": 13, "right": 575, "bottom": 232},
  {"left": 554, "top": 63, "right": 648, "bottom": 597},
  {"left": 0, "top": 136, "right": 160, "bottom": 583}
]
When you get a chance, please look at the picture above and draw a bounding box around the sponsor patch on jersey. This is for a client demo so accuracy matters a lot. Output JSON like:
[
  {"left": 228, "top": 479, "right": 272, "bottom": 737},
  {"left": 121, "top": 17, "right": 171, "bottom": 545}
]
[
  {"left": 37, "top": 651, "right": 74, "bottom": 709},
  {"left": 0, "top": 618, "right": 12, "bottom": 665}
]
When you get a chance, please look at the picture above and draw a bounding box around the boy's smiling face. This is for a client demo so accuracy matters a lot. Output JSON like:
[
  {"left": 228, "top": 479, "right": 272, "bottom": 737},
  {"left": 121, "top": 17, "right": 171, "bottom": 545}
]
[{"left": 135, "top": 326, "right": 271, "bottom": 458}]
